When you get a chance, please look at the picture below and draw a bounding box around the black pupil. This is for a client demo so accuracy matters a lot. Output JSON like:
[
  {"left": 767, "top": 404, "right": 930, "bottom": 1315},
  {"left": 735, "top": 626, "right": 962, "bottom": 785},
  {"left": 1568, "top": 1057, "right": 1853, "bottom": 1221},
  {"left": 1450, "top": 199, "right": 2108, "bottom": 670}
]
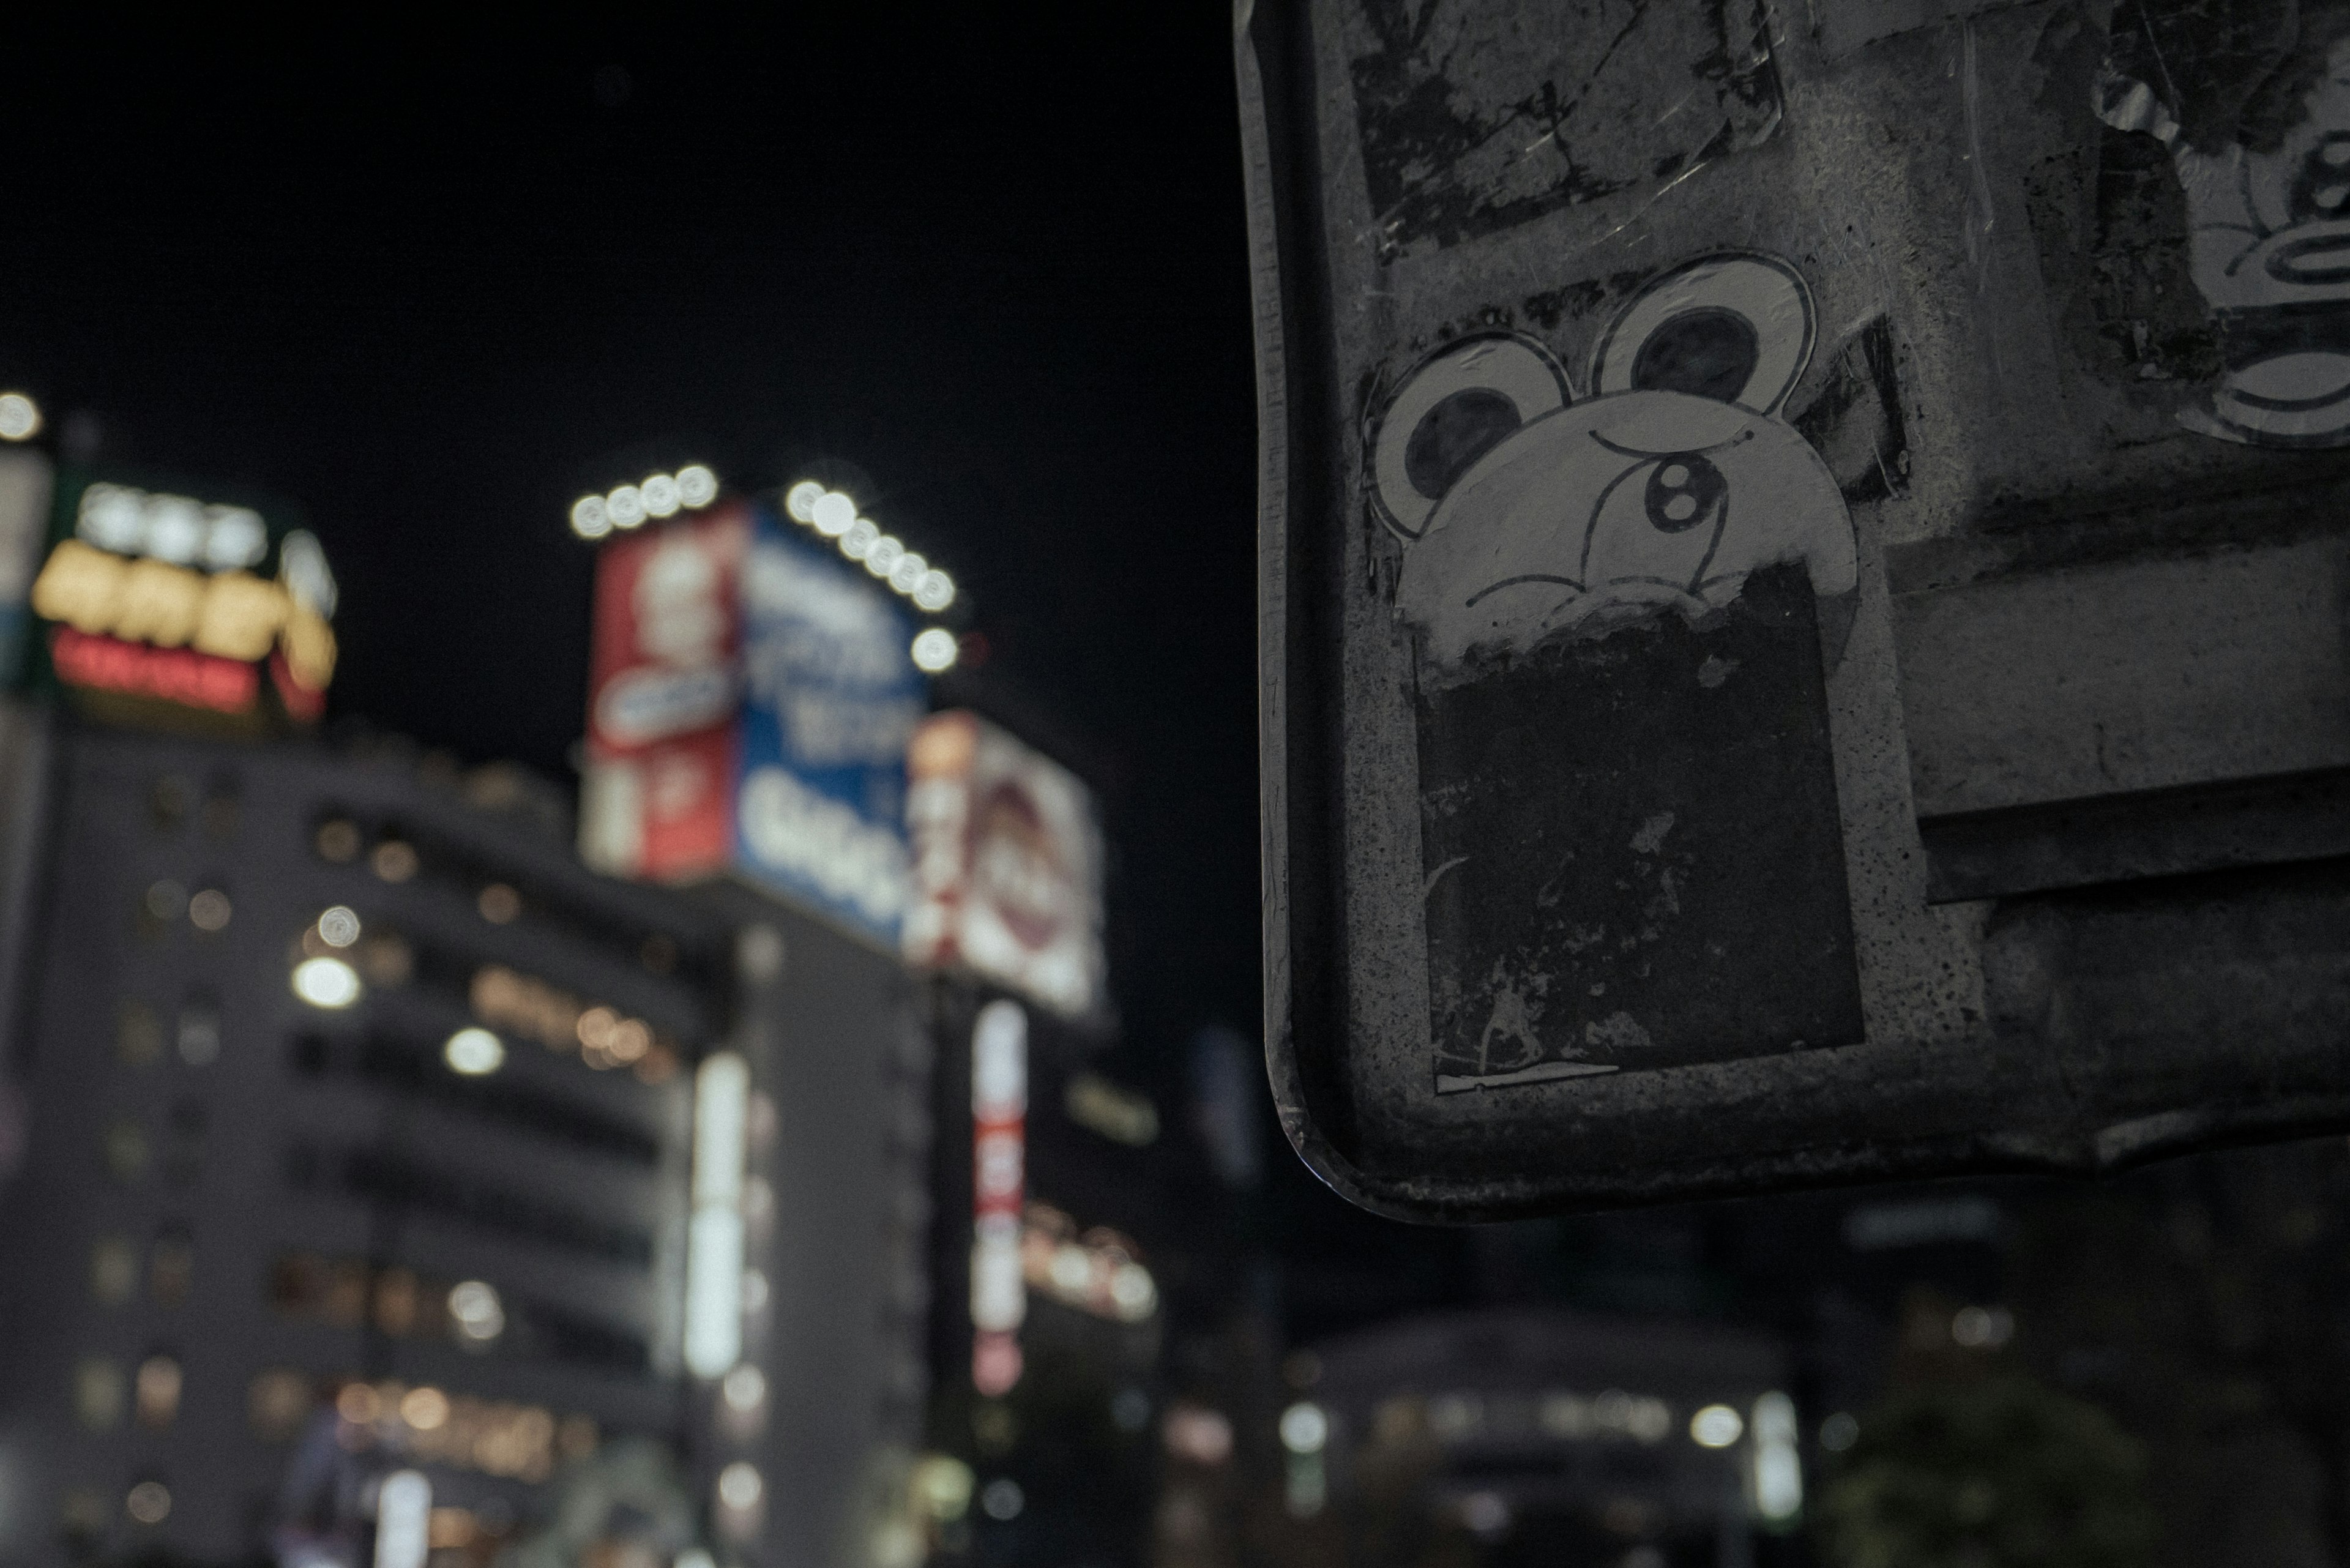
[
  {"left": 1643, "top": 453, "right": 1726, "bottom": 534},
  {"left": 1404, "top": 387, "right": 1522, "bottom": 499},
  {"left": 2291, "top": 133, "right": 2350, "bottom": 222},
  {"left": 1631, "top": 308, "right": 1760, "bottom": 405}
]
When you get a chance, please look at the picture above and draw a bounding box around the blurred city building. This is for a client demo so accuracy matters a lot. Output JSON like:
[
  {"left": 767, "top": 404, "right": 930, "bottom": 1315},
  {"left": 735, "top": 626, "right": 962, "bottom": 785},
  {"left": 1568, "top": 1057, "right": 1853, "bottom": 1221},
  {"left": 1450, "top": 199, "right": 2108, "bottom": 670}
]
[
  {"left": 0, "top": 717, "right": 933, "bottom": 1568},
  {"left": 1291, "top": 1307, "right": 1797, "bottom": 1567},
  {"left": 0, "top": 722, "right": 730, "bottom": 1564}
]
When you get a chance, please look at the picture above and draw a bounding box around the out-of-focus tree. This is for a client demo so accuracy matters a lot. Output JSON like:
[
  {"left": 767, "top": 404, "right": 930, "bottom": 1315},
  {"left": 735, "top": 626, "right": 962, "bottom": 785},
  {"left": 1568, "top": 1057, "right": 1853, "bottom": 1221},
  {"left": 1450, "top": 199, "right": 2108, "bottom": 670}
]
[
  {"left": 2007, "top": 1140, "right": 2350, "bottom": 1568},
  {"left": 1815, "top": 1375, "right": 2157, "bottom": 1568}
]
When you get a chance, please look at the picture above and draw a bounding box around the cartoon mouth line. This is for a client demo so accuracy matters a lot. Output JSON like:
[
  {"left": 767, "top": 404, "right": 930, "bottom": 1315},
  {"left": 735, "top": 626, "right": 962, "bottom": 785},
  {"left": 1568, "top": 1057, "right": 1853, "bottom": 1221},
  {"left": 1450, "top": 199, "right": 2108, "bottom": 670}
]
[{"left": 1463, "top": 573, "right": 1713, "bottom": 610}]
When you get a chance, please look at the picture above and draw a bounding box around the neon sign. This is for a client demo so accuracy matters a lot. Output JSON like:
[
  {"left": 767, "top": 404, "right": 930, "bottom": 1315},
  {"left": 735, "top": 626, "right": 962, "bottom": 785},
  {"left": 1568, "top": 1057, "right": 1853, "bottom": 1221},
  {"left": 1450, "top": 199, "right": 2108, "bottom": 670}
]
[{"left": 24, "top": 477, "right": 337, "bottom": 722}]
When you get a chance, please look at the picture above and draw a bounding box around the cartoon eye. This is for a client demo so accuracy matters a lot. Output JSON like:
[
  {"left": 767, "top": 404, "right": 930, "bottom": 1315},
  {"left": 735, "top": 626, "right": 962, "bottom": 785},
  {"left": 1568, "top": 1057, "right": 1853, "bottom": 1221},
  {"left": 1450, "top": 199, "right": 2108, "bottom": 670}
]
[
  {"left": 1404, "top": 389, "right": 1523, "bottom": 500},
  {"left": 1591, "top": 255, "right": 1816, "bottom": 415},
  {"left": 1643, "top": 453, "right": 1726, "bottom": 533},
  {"left": 2292, "top": 133, "right": 2350, "bottom": 222},
  {"left": 1371, "top": 334, "right": 1569, "bottom": 539}
]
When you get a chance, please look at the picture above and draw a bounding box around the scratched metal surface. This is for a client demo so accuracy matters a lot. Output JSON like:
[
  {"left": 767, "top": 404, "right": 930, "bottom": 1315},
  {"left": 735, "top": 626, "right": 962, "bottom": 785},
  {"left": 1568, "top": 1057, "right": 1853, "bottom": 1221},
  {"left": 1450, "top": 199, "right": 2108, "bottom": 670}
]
[{"left": 1239, "top": 0, "right": 2350, "bottom": 1220}]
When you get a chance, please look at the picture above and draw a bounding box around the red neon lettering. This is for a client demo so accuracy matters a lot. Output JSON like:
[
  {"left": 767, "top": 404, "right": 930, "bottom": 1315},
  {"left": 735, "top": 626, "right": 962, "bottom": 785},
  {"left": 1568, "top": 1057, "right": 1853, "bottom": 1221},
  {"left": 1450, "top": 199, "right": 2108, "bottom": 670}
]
[{"left": 50, "top": 627, "right": 258, "bottom": 714}]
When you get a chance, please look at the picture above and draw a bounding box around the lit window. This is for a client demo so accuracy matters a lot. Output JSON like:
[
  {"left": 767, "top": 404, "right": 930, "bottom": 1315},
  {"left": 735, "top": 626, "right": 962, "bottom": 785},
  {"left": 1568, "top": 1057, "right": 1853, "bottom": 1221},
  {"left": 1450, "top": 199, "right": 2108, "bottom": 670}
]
[
  {"left": 1690, "top": 1403, "right": 1744, "bottom": 1448},
  {"left": 399, "top": 1386, "right": 449, "bottom": 1430},
  {"left": 187, "top": 889, "right": 231, "bottom": 931},
  {"left": 717, "top": 1462, "right": 763, "bottom": 1512},
  {"left": 135, "top": 1356, "right": 182, "bottom": 1428},
  {"left": 722, "top": 1364, "right": 766, "bottom": 1413},
  {"left": 291, "top": 957, "right": 362, "bottom": 1010},
  {"left": 124, "top": 1480, "right": 171, "bottom": 1526},
  {"left": 247, "top": 1368, "right": 313, "bottom": 1441},
  {"left": 442, "top": 1028, "right": 504, "bottom": 1077},
  {"left": 449, "top": 1280, "right": 505, "bottom": 1345}
]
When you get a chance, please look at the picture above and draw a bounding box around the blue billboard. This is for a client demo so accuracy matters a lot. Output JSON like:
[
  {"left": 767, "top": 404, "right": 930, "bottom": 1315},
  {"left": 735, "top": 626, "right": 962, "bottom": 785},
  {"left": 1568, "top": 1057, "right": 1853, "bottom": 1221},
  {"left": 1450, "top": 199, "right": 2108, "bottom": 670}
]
[{"left": 733, "top": 507, "right": 923, "bottom": 944}]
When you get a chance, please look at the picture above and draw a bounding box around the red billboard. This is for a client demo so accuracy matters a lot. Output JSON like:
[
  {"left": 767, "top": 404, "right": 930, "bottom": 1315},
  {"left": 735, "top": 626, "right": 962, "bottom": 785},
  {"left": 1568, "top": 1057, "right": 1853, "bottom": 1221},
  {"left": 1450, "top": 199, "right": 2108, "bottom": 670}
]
[{"left": 578, "top": 503, "right": 750, "bottom": 882}]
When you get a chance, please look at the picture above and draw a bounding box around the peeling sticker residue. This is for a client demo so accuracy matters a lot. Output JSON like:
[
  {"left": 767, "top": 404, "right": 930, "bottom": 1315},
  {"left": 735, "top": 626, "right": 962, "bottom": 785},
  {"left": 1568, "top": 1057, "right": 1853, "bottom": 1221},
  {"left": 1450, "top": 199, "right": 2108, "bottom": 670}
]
[
  {"left": 1423, "top": 854, "right": 1470, "bottom": 899},
  {"left": 1584, "top": 1010, "right": 1654, "bottom": 1054},
  {"left": 1348, "top": 0, "right": 1784, "bottom": 256},
  {"left": 1477, "top": 981, "right": 1548, "bottom": 1075}
]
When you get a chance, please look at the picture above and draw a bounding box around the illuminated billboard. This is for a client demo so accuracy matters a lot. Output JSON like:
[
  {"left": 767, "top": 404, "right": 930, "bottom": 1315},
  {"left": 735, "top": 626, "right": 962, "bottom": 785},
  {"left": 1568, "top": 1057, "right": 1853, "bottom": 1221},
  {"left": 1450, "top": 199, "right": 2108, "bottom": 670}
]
[
  {"left": 21, "top": 470, "right": 337, "bottom": 728},
  {"left": 905, "top": 712, "right": 1106, "bottom": 1018},
  {"left": 733, "top": 512, "right": 920, "bottom": 943},
  {"left": 578, "top": 503, "right": 750, "bottom": 882}
]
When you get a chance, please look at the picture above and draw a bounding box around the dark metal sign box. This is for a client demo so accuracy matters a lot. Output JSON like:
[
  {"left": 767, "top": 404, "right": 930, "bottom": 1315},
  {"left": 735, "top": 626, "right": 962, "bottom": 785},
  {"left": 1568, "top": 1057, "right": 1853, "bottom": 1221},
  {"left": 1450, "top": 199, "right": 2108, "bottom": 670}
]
[{"left": 1239, "top": 0, "right": 2350, "bottom": 1220}]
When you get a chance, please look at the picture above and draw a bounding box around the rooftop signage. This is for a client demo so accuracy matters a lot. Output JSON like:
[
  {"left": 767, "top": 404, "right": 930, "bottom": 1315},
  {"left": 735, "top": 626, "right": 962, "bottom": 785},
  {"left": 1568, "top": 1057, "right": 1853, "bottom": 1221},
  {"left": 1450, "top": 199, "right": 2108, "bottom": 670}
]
[{"left": 20, "top": 469, "right": 336, "bottom": 727}]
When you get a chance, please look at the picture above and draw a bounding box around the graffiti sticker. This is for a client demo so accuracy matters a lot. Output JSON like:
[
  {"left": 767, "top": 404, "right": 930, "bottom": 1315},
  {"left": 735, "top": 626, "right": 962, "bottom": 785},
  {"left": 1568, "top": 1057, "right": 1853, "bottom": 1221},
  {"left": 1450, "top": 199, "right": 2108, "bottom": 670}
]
[
  {"left": 2100, "top": 2, "right": 2350, "bottom": 446},
  {"left": 1370, "top": 253, "right": 1866, "bottom": 1091}
]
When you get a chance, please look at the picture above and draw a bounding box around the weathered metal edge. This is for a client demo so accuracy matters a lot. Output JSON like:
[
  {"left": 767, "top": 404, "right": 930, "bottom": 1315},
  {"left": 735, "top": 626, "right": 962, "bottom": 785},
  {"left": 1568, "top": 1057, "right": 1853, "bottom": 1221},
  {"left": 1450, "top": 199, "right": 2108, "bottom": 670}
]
[{"left": 1235, "top": 0, "right": 2350, "bottom": 1225}]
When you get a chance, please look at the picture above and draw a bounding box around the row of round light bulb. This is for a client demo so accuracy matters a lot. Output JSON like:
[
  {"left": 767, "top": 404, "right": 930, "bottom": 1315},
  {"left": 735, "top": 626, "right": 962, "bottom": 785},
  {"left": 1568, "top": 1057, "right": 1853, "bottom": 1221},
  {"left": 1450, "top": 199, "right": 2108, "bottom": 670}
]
[
  {"left": 0, "top": 392, "right": 40, "bottom": 443},
  {"left": 782, "top": 482, "right": 956, "bottom": 613},
  {"left": 569, "top": 465, "right": 720, "bottom": 540}
]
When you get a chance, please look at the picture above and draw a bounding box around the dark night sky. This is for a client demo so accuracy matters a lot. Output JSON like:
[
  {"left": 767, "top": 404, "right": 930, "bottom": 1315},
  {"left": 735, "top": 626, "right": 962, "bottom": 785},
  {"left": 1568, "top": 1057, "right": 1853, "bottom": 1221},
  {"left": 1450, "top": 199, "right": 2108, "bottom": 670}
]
[{"left": 2, "top": 9, "right": 1265, "bottom": 1067}]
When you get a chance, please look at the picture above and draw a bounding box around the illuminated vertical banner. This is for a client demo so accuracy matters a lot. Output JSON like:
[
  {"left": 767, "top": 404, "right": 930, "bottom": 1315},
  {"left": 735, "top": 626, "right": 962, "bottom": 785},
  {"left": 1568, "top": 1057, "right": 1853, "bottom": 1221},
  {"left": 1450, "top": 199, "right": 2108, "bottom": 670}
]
[
  {"left": 969, "top": 999, "right": 1028, "bottom": 1397},
  {"left": 906, "top": 713, "right": 1107, "bottom": 1018},
  {"left": 733, "top": 511, "right": 921, "bottom": 943},
  {"left": 685, "top": 1052, "right": 752, "bottom": 1379},
  {"left": 580, "top": 504, "right": 750, "bottom": 881}
]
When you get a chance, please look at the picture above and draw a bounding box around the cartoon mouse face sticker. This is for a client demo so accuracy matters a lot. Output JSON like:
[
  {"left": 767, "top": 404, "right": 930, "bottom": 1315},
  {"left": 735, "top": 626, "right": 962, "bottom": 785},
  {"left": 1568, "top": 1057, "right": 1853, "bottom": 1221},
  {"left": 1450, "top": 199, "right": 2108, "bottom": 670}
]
[
  {"left": 1368, "top": 252, "right": 1868, "bottom": 1093},
  {"left": 2102, "top": 12, "right": 2350, "bottom": 445},
  {"left": 1373, "top": 253, "right": 1857, "bottom": 670}
]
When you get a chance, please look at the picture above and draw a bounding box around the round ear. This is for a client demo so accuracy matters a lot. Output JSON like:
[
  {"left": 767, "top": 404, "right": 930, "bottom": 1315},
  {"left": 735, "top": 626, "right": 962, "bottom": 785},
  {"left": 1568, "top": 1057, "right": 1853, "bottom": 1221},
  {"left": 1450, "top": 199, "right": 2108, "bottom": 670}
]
[
  {"left": 1590, "top": 253, "right": 1816, "bottom": 414},
  {"left": 1370, "top": 333, "right": 1570, "bottom": 540}
]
